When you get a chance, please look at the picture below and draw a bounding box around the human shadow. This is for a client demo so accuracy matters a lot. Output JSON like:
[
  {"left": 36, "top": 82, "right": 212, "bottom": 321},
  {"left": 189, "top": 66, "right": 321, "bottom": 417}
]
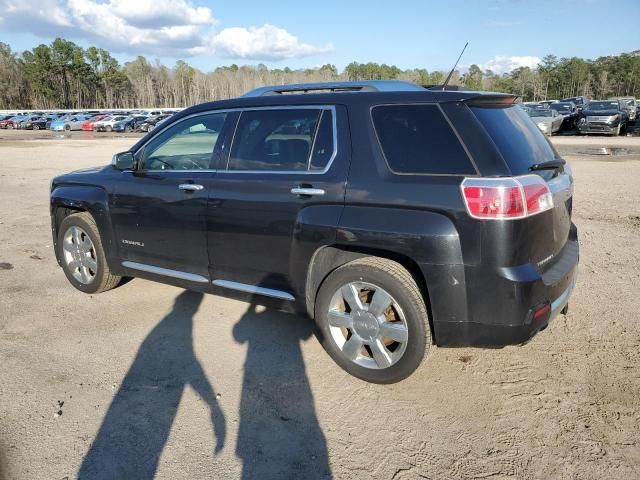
[
  {"left": 78, "top": 290, "right": 225, "bottom": 479},
  {"left": 233, "top": 281, "right": 331, "bottom": 479}
]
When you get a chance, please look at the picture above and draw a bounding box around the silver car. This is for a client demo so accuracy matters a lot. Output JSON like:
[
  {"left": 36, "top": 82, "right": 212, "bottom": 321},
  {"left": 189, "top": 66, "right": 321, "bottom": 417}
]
[
  {"left": 610, "top": 97, "right": 637, "bottom": 122},
  {"left": 527, "top": 108, "right": 564, "bottom": 135}
]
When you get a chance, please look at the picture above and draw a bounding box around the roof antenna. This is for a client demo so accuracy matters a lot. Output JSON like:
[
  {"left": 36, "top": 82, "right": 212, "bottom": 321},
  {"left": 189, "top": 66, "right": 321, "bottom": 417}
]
[{"left": 442, "top": 42, "right": 469, "bottom": 90}]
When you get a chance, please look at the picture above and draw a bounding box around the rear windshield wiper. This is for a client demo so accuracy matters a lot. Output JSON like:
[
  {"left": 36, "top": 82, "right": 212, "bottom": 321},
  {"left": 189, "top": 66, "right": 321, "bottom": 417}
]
[{"left": 529, "top": 159, "right": 566, "bottom": 172}]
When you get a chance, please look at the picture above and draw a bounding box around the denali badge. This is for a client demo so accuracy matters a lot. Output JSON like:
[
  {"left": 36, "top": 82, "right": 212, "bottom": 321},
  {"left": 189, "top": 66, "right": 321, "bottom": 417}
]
[
  {"left": 537, "top": 254, "right": 554, "bottom": 267},
  {"left": 122, "top": 239, "right": 145, "bottom": 247}
]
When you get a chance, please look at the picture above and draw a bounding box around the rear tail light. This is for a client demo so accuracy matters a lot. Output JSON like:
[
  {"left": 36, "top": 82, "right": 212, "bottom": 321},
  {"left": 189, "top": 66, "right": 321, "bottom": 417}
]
[{"left": 461, "top": 175, "right": 553, "bottom": 220}]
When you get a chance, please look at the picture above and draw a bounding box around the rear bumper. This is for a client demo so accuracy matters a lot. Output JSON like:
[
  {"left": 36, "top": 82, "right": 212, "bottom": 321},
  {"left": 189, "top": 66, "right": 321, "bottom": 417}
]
[{"left": 432, "top": 228, "right": 579, "bottom": 347}]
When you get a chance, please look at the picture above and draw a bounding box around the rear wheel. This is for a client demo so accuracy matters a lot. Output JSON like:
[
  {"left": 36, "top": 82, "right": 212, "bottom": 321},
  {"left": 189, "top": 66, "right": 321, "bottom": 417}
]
[
  {"left": 314, "top": 257, "right": 431, "bottom": 383},
  {"left": 33, "top": 124, "right": 39, "bottom": 130},
  {"left": 57, "top": 212, "right": 121, "bottom": 294}
]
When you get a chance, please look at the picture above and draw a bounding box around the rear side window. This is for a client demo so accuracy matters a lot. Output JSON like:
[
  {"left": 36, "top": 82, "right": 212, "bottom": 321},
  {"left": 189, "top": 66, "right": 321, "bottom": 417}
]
[
  {"left": 228, "top": 108, "right": 334, "bottom": 172},
  {"left": 372, "top": 104, "right": 475, "bottom": 175},
  {"left": 471, "top": 105, "right": 559, "bottom": 174}
]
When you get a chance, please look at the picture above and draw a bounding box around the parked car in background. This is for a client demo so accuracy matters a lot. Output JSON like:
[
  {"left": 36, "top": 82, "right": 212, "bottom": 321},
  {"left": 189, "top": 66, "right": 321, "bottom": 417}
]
[
  {"left": 94, "top": 115, "right": 129, "bottom": 132},
  {"left": 50, "top": 115, "right": 91, "bottom": 131},
  {"left": 137, "top": 114, "right": 172, "bottom": 132},
  {"left": 112, "top": 115, "right": 149, "bottom": 132},
  {"left": 527, "top": 108, "right": 564, "bottom": 135},
  {"left": 578, "top": 99, "right": 629, "bottom": 136},
  {"left": 609, "top": 97, "right": 637, "bottom": 122},
  {"left": 46, "top": 115, "right": 64, "bottom": 129},
  {"left": 16, "top": 115, "right": 42, "bottom": 129},
  {"left": 561, "top": 96, "right": 589, "bottom": 111},
  {"left": 21, "top": 116, "right": 50, "bottom": 130},
  {"left": 0, "top": 115, "right": 26, "bottom": 129},
  {"left": 539, "top": 100, "right": 559, "bottom": 108},
  {"left": 81, "top": 114, "right": 109, "bottom": 131},
  {"left": 549, "top": 102, "right": 579, "bottom": 129}
]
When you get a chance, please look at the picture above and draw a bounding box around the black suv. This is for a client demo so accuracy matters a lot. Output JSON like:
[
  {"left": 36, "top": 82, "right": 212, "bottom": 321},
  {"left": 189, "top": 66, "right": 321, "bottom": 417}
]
[
  {"left": 50, "top": 81, "right": 578, "bottom": 383},
  {"left": 579, "top": 99, "right": 629, "bottom": 136}
]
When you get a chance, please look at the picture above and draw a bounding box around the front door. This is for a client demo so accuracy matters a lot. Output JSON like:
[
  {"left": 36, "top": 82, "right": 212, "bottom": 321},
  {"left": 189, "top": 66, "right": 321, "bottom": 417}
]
[
  {"left": 112, "top": 112, "right": 229, "bottom": 279},
  {"left": 206, "top": 106, "right": 349, "bottom": 296}
]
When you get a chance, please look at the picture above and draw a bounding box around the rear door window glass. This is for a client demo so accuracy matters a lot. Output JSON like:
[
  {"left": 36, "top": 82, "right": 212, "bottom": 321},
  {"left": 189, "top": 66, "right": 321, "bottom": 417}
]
[
  {"left": 371, "top": 104, "right": 475, "bottom": 175},
  {"left": 228, "top": 109, "right": 331, "bottom": 172}
]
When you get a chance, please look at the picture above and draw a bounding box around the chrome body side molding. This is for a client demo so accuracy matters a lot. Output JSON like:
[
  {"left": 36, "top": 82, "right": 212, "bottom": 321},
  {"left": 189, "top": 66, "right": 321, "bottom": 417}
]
[
  {"left": 212, "top": 279, "right": 295, "bottom": 301},
  {"left": 122, "top": 261, "right": 209, "bottom": 283}
]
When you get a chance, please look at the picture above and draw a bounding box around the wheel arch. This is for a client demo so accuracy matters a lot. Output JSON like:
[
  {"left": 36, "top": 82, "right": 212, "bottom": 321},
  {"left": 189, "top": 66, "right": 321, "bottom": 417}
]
[
  {"left": 305, "top": 244, "right": 436, "bottom": 344},
  {"left": 50, "top": 186, "right": 118, "bottom": 270}
]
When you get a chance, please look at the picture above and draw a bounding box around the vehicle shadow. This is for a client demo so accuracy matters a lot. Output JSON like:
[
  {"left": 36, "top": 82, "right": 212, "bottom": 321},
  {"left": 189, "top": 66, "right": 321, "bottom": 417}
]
[
  {"left": 233, "top": 290, "right": 331, "bottom": 480},
  {"left": 78, "top": 290, "right": 225, "bottom": 479}
]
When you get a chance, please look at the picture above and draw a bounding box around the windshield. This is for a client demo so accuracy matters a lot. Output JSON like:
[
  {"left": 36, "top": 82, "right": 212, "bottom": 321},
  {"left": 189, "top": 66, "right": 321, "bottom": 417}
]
[
  {"left": 552, "top": 103, "right": 572, "bottom": 111},
  {"left": 529, "top": 109, "right": 552, "bottom": 117},
  {"left": 588, "top": 101, "right": 619, "bottom": 111}
]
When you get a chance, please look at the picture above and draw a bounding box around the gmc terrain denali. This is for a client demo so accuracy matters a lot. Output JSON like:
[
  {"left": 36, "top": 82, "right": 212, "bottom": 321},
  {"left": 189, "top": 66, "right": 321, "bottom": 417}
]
[{"left": 50, "top": 81, "right": 579, "bottom": 383}]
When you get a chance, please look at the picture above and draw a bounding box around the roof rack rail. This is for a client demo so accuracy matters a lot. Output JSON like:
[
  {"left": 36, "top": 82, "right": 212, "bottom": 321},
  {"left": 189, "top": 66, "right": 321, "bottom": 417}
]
[{"left": 242, "top": 80, "right": 425, "bottom": 97}]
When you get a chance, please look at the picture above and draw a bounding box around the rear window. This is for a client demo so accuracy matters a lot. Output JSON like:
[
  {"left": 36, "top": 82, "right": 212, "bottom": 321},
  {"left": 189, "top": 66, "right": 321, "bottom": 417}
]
[
  {"left": 372, "top": 104, "right": 475, "bottom": 175},
  {"left": 471, "top": 105, "right": 559, "bottom": 174}
]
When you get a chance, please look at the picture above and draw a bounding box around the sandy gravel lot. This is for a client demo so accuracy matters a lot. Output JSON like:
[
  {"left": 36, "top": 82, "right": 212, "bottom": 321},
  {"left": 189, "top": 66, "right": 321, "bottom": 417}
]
[{"left": 1, "top": 130, "right": 639, "bottom": 479}]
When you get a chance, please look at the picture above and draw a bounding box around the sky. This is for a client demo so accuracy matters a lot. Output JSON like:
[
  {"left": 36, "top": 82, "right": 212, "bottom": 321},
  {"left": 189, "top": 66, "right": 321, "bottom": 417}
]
[{"left": 1, "top": 0, "right": 639, "bottom": 74}]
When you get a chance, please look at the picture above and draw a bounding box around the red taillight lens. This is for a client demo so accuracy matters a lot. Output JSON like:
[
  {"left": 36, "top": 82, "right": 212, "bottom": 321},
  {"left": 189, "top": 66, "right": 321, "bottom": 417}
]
[
  {"left": 462, "top": 184, "right": 525, "bottom": 219},
  {"left": 461, "top": 175, "right": 553, "bottom": 220}
]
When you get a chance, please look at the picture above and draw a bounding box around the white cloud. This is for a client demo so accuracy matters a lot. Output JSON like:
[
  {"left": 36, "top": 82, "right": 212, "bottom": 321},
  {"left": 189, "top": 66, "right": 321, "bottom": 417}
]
[
  {"left": 0, "top": 0, "right": 333, "bottom": 60},
  {"left": 205, "top": 25, "right": 333, "bottom": 60},
  {"left": 479, "top": 55, "right": 541, "bottom": 75}
]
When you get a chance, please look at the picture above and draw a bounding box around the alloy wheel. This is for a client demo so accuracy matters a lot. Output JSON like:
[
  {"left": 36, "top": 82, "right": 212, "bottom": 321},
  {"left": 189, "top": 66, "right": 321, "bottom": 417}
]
[
  {"left": 62, "top": 226, "right": 98, "bottom": 284},
  {"left": 327, "top": 281, "right": 409, "bottom": 369}
]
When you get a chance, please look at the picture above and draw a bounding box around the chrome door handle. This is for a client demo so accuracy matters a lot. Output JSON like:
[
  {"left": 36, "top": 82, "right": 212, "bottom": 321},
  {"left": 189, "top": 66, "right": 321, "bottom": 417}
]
[
  {"left": 179, "top": 183, "right": 204, "bottom": 191},
  {"left": 291, "top": 187, "right": 325, "bottom": 196}
]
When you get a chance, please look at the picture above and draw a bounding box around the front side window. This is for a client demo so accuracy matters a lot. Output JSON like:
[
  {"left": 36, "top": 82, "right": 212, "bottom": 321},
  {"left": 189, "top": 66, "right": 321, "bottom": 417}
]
[
  {"left": 228, "top": 108, "right": 334, "bottom": 172},
  {"left": 141, "top": 113, "right": 227, "bottom": 171}
]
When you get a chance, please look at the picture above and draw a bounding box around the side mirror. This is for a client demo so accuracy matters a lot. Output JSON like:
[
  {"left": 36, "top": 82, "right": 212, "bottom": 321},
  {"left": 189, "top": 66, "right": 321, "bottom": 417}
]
[{"left": 112, "top": 151, "right": 135, "bottom": 171}]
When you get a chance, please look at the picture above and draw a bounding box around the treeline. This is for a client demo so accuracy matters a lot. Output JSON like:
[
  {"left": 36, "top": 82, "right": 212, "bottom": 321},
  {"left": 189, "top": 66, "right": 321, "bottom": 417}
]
[{"left": 1, "top": 38, "right": 639, "bottom": 110}]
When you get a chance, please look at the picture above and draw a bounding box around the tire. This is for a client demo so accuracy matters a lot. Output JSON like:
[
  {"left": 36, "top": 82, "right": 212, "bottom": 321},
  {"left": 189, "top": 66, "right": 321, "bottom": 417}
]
[
  {"left": 57, "top": 212, "right": 121, "bottom": 294},
  {"left": 33, "top": 124, "right": 39, "bottom": 130},
  {"left": 314, "top": 257, "right": 431, "bottom": 383},
  {"left": 105, "top": 125, "right": 112, "bottom": 132},
  {"left": 125, "top": 125, "right": 131, "bottom": 133},
  {"left": 65, "top": 124, "right": 71, "bottom": 131}
]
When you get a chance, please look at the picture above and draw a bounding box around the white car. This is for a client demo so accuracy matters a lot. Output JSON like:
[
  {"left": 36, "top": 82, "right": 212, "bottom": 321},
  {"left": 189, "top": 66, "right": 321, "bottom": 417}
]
[{"left": 94, "top": 116, "right": 129, "bottom": 132}]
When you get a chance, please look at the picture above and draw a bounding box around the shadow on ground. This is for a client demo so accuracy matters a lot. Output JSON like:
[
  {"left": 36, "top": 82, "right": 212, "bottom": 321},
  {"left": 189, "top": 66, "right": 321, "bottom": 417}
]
[{"left": 78, "top": 287, "right": 330, "bottom": 479}]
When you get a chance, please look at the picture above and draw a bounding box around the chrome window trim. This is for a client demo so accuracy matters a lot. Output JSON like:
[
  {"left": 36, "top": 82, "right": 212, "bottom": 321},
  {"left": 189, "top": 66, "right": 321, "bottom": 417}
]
[
  {"left": 122, "top": 261, "right": 209, "bottom": 283},
  {"left": 212, "top": 279, "right": 295, "bottom": 301}
]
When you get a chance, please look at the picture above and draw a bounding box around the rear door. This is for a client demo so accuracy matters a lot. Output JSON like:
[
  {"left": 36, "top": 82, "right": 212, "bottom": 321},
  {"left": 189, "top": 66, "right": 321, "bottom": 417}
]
[{"left": 206, "top": 105, "right": 349, "bottom": 296}]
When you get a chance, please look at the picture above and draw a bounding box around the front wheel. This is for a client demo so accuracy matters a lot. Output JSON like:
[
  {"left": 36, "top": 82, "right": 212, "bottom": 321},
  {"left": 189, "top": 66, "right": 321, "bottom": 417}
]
[
  {"left": 33, "top": 124, "right": 39, "bottom": 130},
  {"left": 314, "top": 257, "right": 431, "bottom": 383},
  {"left": 57, "top": 212, "right": 122, "bottom": 294},
  {"left": 105, "top": 125, "right": 112, "bottom": 132}
]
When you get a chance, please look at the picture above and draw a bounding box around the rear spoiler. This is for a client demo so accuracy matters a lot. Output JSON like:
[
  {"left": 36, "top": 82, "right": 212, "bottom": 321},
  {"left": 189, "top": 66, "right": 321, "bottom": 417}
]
[{"left": 464, "top": 95, "right": 520, "bottom": 107}]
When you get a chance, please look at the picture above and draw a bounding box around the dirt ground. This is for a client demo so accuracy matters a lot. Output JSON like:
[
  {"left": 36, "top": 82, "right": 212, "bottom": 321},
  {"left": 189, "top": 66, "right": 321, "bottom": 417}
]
[{"left": 0, "top": 130, "right": 639, "bottom": 480}]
